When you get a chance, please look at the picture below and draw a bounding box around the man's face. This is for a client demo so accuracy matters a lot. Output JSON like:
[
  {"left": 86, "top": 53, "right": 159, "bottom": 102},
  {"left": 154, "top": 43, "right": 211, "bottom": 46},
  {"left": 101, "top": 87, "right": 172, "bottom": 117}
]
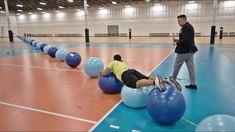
[{"left": 177, "top": 17, "right": 186, "bottom": 27}]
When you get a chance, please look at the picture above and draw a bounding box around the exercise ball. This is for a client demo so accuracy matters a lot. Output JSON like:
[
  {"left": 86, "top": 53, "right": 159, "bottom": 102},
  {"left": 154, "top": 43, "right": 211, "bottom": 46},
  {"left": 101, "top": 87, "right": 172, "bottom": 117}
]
[
  {"left": 43, "top": 45, "right": 52, "bottom": 54},
  {"left": 98, "top": 72, "right": 124, "bottom": 93},
  {"left": 40, "top": 44, "right": 47, "bottom": 52},
  {"left": 48, "top": 47, "right": 58, "bottom": 58},
  {"left": 29, "top": 40, "right": 35, "bottom": 46},
  {"left": 195, "top": 114, "right": 235, "bottom": 132},
  {"left": 65, "top": 52, "right": 81, "bottom": 68},
  {"left": 32, "top": 41, "right": 38, "bottom": 47},
  {"left": 146, "top": 84, "right": 186, "bottom": 125},
  {"left": 121, "top": 85, "right": 155, "bottom": 108},
  {"left": 35, "top": 42, "right": 43, "bottom": 50},
  {"left": 55, "top": 49, "right": 68, "bottom": 61},
  {"left": 84, "top": 57, "right": 104, "bottom": 77}
]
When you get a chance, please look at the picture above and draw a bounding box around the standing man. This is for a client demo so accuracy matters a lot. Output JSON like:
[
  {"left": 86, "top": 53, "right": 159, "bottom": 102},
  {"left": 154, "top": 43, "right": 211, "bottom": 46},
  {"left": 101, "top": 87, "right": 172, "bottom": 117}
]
[{"left": 172, "top": 14, "right": 198, "bottom": 89}]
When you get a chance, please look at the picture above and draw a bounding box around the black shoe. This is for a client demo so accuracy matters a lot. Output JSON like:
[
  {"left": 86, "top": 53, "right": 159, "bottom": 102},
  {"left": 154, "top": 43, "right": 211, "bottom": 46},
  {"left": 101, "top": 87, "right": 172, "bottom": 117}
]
[{"left": 185, "top": 84, "right": 197, "bottom": 89}]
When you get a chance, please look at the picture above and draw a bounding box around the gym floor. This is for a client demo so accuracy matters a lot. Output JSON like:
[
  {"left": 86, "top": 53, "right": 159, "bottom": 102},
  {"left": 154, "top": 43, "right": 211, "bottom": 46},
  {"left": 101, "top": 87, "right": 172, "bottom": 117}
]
[{"left": 0, "top": 37, "right": 235, "bottom": 131}]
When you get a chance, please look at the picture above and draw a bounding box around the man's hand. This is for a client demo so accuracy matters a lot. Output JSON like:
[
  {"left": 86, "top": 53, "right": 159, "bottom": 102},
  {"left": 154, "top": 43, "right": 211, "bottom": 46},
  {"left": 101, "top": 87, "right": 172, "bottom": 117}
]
[
  {"left": 173, "top": 38, "right": 178, "bottom": 46},
  {"left": 99, "top": 72, "right": 103, "bottom": 77},
  {"left": 173, "top": 38, "right": 178, "bottom": 42}
]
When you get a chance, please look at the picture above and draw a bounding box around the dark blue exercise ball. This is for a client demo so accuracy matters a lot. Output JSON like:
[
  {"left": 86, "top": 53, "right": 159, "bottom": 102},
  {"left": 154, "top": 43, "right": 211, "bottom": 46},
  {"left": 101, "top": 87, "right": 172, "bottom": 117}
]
[{"left": 146, "top": 85, "right": 186, "bottom": 125}]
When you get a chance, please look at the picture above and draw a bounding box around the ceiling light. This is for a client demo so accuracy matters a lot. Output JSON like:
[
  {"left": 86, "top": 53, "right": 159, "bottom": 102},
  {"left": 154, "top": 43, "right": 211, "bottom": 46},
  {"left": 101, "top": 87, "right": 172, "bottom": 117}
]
[
  {"left": 0, "top": 7, "right": 2, "bottom": 9},
  {"left": 99, "top": 8, "right": 108, "bottom": 15},
  {"left": 17, "top": 9, "right": 23, "bottom": 12},
  {"left": 189, "top": 1, "right": 195, "bottom": 4},
  {"left": 28, "top": 12, "right": 32, "bottom": 15},
  {"left": 16, "top": 4, "right": 23, "bottom": 7},
  {"left": 146, "top": 0, "right": 150, "bottom": 2},
  {"left": 41, "top": 12, "right": 46, "bottom": 14},
  {"left": 76, "top": 10, "right": 84, "bottom": 16},
  {"left": 224, "top": 1, "right": 235, "bottom": 7},
  {"left": 16, "top": 13, "right": 21, "bottom": 15},
  {"left": 39, "top": 2, "right": 46, "bottom": 5},
  {"left": 30, "top": 14, "right": 37, "bottom": 19},
  {"left": 0, "top": 11, "right": 6, "bottom": 14},
  {"left": 112, "top": 1, "right": 117, "bottom": 4},
  {"left": 43, "top": 13, "right": 50, "bottom": 18},
  {"left": 67, "top": 0, "right": 74, "bottom": 2},
  {"left": 37, "top": 8, "right": 43, "bottom": 10},
  {"left": 19, "top": 15, "right": 25, "bottom": 19},
  {"left": 58, "top": 6, "right": 64, "bottom": 9},
  {"left": 56, "top": 12, "right": 65, "bottom": 17}
]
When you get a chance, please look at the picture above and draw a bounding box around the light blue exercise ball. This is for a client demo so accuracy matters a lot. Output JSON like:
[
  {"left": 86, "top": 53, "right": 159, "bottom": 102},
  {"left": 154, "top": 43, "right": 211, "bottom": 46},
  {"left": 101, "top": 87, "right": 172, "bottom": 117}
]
[
  {"left": 84, "top": 57, "right": 104, "bottom": 77},
  {"left": 35, "top": 42, "right": 43, "bottom": 50},
  {"left": 55, "top": 49, "right": 68, "bottom": 61},
  {"left": 43, "top": 45, "right": 52, "bottom": 54},
  {"left": 121, "top": 85, "right": 155, "bottom": 108},
  {"left": 32, "top": 41, "right": 38, "bottom": 47},
  {"left": 195, "top": 114, "right": 235, "bottom": 132}
]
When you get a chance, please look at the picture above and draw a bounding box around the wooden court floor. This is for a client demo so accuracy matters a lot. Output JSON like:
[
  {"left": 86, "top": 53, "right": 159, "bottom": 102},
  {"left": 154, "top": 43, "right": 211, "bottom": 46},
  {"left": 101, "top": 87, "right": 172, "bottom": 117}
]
[{"left": 0, "top": 37, "right": 235, "bottom": 131}]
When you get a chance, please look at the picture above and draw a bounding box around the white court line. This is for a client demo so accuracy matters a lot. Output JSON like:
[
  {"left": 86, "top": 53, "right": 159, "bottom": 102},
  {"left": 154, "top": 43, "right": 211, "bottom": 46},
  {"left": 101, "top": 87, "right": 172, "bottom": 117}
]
[
  {"left": 0, "top": 63, "right": 84, "bottom": 72},
  {"left": 132, "top": 130, "right": 142, "bottom": 132},
  {"left": 89, "top": 50, "right": 174, "bottom": 132},
  {"left": 109, "top": 124, "right": 120, "bottom": 129},
  {"left": 147, "top": 50, "right": 174, "bottom": 76},
  {"left": 0, "top": 101, "right": 97, "bottom": 124},
  {"left": 182, "top": 117, "right": 198, "bottom": 127}
]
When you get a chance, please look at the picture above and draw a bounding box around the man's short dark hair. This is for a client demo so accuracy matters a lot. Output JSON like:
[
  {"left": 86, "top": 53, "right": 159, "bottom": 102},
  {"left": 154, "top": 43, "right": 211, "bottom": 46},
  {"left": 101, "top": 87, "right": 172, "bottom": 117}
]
[
  {"left": 177, "top": 14, "right": 187, "bottom": 19},
  {"left": 113, "top": 54, "right": 122, "bottom": 61}
]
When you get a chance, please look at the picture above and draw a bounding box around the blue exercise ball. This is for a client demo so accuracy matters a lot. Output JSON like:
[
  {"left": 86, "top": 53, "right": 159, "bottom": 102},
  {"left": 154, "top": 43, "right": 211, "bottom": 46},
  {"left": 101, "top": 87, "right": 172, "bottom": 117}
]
[
  {"left": 98, "top": 72, "right": 124, "bottom": 93},
  {"left": 195, "top": 114, "right": 235, "bottom": 132},
  {"left": 84, "top": 57, "right": 104, "bottom": 77},
  {"left": 121, "top": 85, "right": 155, "bottom": 108},
  {"left": 65, "top": 52, "right": 81, "bottom": 68},
  {"left": 48, "top": 47, "right": 58, "bottom": 58},
  {"left": 146, "top": 84, "right": 186, "bottom": 125},
  {"left": 55, "top": 49, "right": 68, "bottom": 61},
  {"left": 29, "top": 40, "right": 35, "bottom": 46},
  {"left": 43, "top": 45, "right": 52, "bottom": 54},
  {"left": 40, "top": 44, "right": 47, "bottom": 51}
]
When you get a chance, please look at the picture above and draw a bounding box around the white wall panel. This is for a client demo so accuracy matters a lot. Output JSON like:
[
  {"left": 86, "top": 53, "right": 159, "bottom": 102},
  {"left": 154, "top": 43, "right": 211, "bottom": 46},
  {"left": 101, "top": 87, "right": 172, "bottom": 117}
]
[{"left": 14, "top": 0, "right": 235, "bottom": 36}]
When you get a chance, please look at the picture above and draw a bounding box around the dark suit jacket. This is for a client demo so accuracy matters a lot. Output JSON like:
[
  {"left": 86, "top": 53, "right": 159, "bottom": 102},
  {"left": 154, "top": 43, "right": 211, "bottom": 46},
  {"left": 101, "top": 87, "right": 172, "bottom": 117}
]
[{"left": 175, "top": 22, "right": 198, "bottom": 54}]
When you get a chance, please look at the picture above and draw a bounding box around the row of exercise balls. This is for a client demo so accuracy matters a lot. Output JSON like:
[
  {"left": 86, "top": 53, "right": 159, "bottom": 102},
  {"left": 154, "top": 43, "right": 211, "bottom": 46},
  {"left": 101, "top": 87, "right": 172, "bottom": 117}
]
[
  {"left": 20, "top": 38, "right": 82, "bottom": 69},
  {"left": 34, "top": 41, "right": 104, "bottom": 78},
  {"left": 19, "top": 37, "right": 82, "bottom": 68},
  {"left": 23, "top": 38, "right": 104, "bottom": 77},
  {"left": 19, "top": 37, "right": 105, "bottom": 77}
]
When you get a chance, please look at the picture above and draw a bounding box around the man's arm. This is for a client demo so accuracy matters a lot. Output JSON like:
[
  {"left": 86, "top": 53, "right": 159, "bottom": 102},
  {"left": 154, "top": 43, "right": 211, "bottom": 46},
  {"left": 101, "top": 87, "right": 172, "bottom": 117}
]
[
  {"left": 100, "top": 67, "right": 111, "bottom": 76},
  {"left": 176, "top": 27, "right": 190, "bottom": 46}
]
